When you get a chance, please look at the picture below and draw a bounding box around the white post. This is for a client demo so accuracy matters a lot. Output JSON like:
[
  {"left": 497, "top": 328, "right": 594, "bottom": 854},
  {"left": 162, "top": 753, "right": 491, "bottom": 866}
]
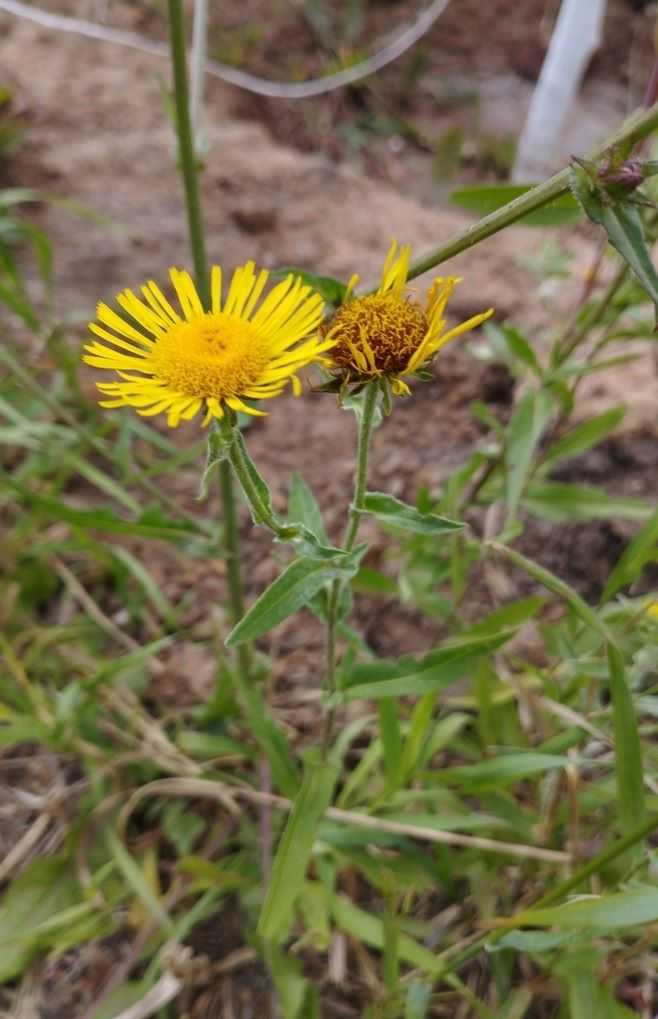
[
  {"left": 190, "top": 0, "right": 209, "bottom": 155},
  {"left": 512, "top": 0, "right": 607, "bottom": 182}
]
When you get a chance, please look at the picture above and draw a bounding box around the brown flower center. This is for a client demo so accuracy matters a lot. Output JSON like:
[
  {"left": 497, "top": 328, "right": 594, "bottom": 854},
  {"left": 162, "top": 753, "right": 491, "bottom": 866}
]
[{"left": 327, "top": 294, "right": 428, "bottom": 375}]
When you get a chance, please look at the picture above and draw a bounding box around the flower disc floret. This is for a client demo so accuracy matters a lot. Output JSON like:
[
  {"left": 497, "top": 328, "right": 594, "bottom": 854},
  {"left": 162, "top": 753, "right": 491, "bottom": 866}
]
[
  {"left": 325, "top": 240, "right": 493, "bottom": 396},
  {"left": 329, "top": 294, "right": 429, "bottom": 376},
  {"left": 83, "top": 263, "right": 330, "bottom": 427}
]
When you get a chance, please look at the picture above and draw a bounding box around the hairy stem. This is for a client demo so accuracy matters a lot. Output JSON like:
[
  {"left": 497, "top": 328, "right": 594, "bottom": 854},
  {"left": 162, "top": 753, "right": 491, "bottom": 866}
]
[
  {"left": 323, "top": 382, "right": 379, "bottom": 752},
  {"left": 406, "top": 102, "right": 658, "bottom": 282},
  {"left": 168, "top": 0, "right": 249, "bottom": 670}
]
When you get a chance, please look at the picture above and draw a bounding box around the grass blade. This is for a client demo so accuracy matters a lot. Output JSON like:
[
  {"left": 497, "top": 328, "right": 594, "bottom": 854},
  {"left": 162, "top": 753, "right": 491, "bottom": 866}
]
[{"left": 258, "top": 751, "right": 339, "bottom": 943}]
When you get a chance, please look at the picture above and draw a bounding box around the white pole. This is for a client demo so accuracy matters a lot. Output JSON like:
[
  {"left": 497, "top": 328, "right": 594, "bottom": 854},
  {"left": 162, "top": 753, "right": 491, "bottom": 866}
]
[
  {"left": 190, "top": 0, "right": 209, "bottom": 155},
  {"left": 512, "top": 0, "right": 607, "bottom": 182}
]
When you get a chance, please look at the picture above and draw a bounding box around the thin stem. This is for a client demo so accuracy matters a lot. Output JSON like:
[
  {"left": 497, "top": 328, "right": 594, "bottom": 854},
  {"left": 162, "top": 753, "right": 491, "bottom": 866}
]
[
  {"left": 343, "top": 381, "right": 379, "bottom": 551},
  {"left": 557, "top": 261, "right": 630, "bottom": 362},
  {"left": 167, "top": 0, "right": 209, "bottom": 306},
  {"left": 167, "top": 0, "right": 249, "bottom": 671},
  {"left": 322, "top": 382, "right": 379, "bottom": 751},
  {"left": 406, "top": 102, "right": 658, "bottom": 282},
  {"left": 219, "top": 455, "right": 250, "bottom": 677}
]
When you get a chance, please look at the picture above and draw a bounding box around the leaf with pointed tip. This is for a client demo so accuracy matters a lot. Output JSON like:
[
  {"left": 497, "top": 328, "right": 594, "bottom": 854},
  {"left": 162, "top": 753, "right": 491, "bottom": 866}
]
[
  {"left": 226, "top": 547, "right": 365, "bottom": 646},
  {"left": 363, "top": 492, "right": 465, "bottom": 535}
]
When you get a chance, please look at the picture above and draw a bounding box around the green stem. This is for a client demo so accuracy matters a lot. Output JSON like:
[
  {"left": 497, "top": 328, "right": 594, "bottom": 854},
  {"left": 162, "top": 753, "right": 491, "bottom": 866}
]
[
  {"left": 406, "top": 102, "right": 658, "bottom": 281},
  {"left": 167, "top": 0, "right": 249, "bottom": 670},
  {"left": 323, "top": 382, "right": 379, "bottom": 751},
  {"left": 342, "top": 381, "right": 379, "bottom": 552},
  {"left": 557, "top": 261, "right": 630, "bottom": 362},
  {"left": 167, "top": 0, "right": 208, "bottom": 305}
]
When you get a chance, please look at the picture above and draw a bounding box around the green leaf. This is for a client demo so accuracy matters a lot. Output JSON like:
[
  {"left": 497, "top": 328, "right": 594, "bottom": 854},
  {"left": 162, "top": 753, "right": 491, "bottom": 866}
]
[
  {"left": 91, "top": 984, "right": 146, "bottom": 1019},
  {"left": 110, "top": 546, "right": 179, "bottom": 626},
  {"left": 258, "top": 751, "right": 339, "bottom": 942},
  {"left": 228, "top": 667, "right": 300, "bottom": 798},
  {"left": 336, "top": 632, "right": 511, "bottom": 702},
  {"left": 490, "top": 930, "right": 582, "bottom": 953},
  {"left": 105, "top": 830, "right": 173, "bottom": 933},
  {"left": 504, "top": 389, "right": 553, "bottom": 524},
  {"left": 288, "top": 472, "right": 328, "bottom": 544},
  {"left": 489, "top": 542, "right": 615, "bottom": 646},
  {"left": 459, "top": 595, "right": 545, "bottom": 640},
  {"left": 607, "top": 645, "right": 646, "bottom": 852},
  {"left": 487, "top": 322, "right": 543, "bottom": 378},
  {"left": 510, "top": 884, "right": 658, "bottom": 930},
  {"left": 405, "top": 981, "right": 432, "bottom": 1019},
  {"left": 0, "top": 474, "right": 203, "bottom": 540},
  {"left": 226, "top": 547, "right": 364, "bottom": 646},
  {"left": 450, "top": 183, "right": 582, "bottom": 226},
  {"left": 266, "top": 943, "right": 312, "bottom": 1019},
  {"left": 601, "top": 506, "right": 658, "bottom": 603},
  {"left": 524, "top": 481, "right": 651, "bottom": 523},
  {"left": 363, "top": 492, "right": 465, "bottom": 535},
  {"left": 331, "top": 894, "right": 444, "bottom": 975},
  {"left": 271, "top": 266, "right": 347, "bottom": 308},
  {"left": 378, "top": 699, "right": 403, "bottom": 785},
  {"left": 0, "top": 857, "right": 79, "bottom": 981},
  {"left": 441, "top": 752, "right": 567, "bottom": 789},
  {"left": 570, "top": 163, "right": 658, "bottom": 320},
  {"left": 541, "top": 407, "right": 625, "bottom": 466}
]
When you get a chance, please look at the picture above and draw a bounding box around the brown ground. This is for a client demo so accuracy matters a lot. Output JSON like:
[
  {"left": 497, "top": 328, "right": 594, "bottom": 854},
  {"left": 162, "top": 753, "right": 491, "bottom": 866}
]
[{"left": 2, "top": 0, "right": 658, "bottom": 1015}]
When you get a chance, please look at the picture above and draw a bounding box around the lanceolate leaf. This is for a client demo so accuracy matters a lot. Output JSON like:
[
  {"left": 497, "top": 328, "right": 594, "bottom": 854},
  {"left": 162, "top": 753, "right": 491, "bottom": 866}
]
[
  {"left": 541, "top": 407, "right": 625, "bottom": 467},
  {"left": 451, "top": 183, "right": 582, "bottom": 226},
  {"left": 504, "top": 389, "right": 553, "bottom": 525},
  {"left": 524, "top": 482, "right": 651, "bottom": 523},
  {"left": 601, "top": 506, "right": 658, "bottom": 603},
  {"left": 440, "top": 752, "right": 568, "bottom": 789},
  {"left": 607, "top": 644, "right": 646, "bottom": 848},
  {"left": 288, "top": 472, "right": 328, "bottom": 545},
  {"left": 570, "top": 162, "right": 658, "bottom": 322},
  {"left": 258, "top": 751, "right": 339, "bottom": 942},
  {"left": 508, "top": 885, "right": 658, "bottom": 930},
  {"left": 335, "top": 632, "right": 510, "bottom": 702},
  {"left": 226, "top": 547, "right": 365, "bottom": 646},
  {"left": 363, "top": 492, "right": 465, "bottom": 535}
]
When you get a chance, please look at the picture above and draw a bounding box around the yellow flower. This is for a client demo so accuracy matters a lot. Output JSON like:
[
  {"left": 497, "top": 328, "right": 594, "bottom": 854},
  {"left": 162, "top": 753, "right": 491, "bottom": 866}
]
[
  {"left": 83, "top": 263, "right": 330, "bottom": 427},
  {"left": 646, "top": 601, "right": 658, "bottom": 621},
  {"left": 325, "top": 240, "right": 493, "bottom": 395}
]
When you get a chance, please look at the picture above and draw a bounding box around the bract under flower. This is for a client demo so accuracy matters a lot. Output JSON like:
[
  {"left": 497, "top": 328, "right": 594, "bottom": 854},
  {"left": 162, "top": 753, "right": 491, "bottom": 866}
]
[{"left": 83, "top": 263, "right": 330, "bottom": 427}]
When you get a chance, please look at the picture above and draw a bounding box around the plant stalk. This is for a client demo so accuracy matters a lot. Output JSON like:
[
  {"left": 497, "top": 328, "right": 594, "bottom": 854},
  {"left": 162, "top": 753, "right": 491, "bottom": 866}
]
[
  {"left": 406, "top": 102, "right": 658, "bottom": 282},
  {"left": 167, "top": 0, "right": 249, "bottom": 669},
  {"left": 323, "top": 382, "right": 379, "bottom": 752}
]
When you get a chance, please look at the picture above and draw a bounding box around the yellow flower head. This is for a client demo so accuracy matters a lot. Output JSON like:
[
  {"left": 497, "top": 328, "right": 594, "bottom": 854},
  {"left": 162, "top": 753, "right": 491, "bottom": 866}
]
[
  {"left": 83, "top": 262, "right": 330, "bottom": 427},
  {"left": 325, "top": 240, "right": 493, "bottom": 395}
]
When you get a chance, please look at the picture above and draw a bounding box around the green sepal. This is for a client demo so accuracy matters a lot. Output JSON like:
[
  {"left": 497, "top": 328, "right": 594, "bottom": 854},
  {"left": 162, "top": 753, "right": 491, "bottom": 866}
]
[{"left": 198, "top": 424, "right": 233, "bottom": 500}]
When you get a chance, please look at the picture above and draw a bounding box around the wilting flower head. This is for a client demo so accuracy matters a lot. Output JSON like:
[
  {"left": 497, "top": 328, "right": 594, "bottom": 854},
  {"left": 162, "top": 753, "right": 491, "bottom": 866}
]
[
  {"left": 83, "top": 263, "right": 330, "bottom": 427},
  {"left": 324, "top": 240, "right": 493, "bottom": 396}
]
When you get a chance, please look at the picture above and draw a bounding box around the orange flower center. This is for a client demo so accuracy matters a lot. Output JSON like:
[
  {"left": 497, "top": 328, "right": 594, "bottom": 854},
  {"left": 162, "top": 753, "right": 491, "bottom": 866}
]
[{"left": 148, "top": 313, "right": 270, "bottom": 397}]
